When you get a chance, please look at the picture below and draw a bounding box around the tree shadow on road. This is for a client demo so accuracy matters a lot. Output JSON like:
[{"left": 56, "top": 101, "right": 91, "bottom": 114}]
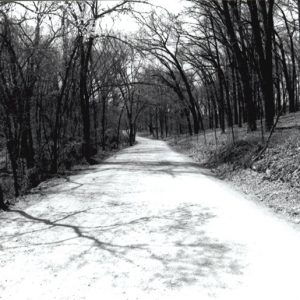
[
  {"left": 98, "top": 160, "right": 214, "bottom": 178},
  {"left": 2, "top": 203, "right": 245, "bottom": 290}
]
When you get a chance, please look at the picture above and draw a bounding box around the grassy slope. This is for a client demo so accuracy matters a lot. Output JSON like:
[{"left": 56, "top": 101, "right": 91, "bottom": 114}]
[{"left": 168, "top": 112, "right": 300, "bottom": 224}]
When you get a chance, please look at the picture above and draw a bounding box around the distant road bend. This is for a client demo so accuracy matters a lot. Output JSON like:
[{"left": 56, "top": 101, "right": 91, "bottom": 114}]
[{"left": 1, "top": 137, "right": 300, "bottom": 300}]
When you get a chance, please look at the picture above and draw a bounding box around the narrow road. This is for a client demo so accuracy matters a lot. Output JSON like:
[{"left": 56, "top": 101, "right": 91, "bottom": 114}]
[{"left": 1, "top": 137, "right": 300, "bottom": 300}]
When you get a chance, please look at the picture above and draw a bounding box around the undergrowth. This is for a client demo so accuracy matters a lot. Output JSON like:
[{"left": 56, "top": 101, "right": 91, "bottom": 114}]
[
  {"left": 203, "top": 140, "right": 263, "bottom": 169},
  {"left": 169, "top": 120, "right": 300, "bottom": 187}
]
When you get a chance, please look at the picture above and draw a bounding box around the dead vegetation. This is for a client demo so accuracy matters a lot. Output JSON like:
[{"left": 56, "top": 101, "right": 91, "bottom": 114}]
[
  {"left": 204, "top": 140, "right": 263, "bottom": 169},
  {"left": 168, "top": 112, "right": 300, "bottom": 224}
]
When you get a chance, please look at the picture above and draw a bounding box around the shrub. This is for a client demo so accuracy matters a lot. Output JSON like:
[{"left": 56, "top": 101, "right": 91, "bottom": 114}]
[
  {"left": 61, "top": 142, "right": 84, "bottom": 170},
  {"left": 24, "top": 167, "right": 43, "bottom": 190}
]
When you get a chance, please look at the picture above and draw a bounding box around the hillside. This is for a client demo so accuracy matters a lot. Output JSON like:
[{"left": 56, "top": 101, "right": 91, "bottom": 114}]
[{"left": 169, "top": 112, "right": 300, "bottom": 224}]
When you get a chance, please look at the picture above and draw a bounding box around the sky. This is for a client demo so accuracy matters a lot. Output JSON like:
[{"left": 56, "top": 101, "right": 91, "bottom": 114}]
[
  {"left": 9, "top": 0, "right": 187, "bottom": 35},
  {"left": 108, "top": 0, "right": 186, "bottom": 33},
  {"left": 149, "top": 0, "right": 184, "bottom": 13}
]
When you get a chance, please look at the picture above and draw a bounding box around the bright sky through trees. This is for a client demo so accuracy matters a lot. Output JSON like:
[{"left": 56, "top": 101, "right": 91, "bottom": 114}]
[{"left": 110, "top": 0, "right": 185, "bottom": 32}]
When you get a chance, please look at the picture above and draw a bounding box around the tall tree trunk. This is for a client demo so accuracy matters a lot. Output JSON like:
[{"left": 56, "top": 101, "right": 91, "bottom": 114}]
[
  {"left": 79, "top": 36, "right": 93, "bottom": 161},
  {"left": 101, "top": 96, "right": 106, "bottom": 151},
  {"left": 222, "top": 0, "right": 257, "bottom": 131},
  {"left": 247, "top": 0, "right": 275, "bottom": 130}
]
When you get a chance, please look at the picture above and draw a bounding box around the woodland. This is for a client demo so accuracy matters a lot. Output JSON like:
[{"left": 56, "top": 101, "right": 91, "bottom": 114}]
[{"left": 0, "top": 0, "right": 299, "bottom": 207}]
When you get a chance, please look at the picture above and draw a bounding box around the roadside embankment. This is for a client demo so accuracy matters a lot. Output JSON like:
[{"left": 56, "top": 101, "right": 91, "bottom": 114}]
[{"left": 168, "top": 112, "right": 300, "bottom": 224}]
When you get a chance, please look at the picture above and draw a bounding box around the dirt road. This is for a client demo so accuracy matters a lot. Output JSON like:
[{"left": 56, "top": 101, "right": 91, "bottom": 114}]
[{"left": 1, "top": 137, "right": 300, "bottom": 299}]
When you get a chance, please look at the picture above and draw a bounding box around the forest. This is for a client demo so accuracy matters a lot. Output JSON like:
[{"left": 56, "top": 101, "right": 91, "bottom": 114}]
[{"left": 0, "top": 0, "right": 299, "bottom": 206}]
